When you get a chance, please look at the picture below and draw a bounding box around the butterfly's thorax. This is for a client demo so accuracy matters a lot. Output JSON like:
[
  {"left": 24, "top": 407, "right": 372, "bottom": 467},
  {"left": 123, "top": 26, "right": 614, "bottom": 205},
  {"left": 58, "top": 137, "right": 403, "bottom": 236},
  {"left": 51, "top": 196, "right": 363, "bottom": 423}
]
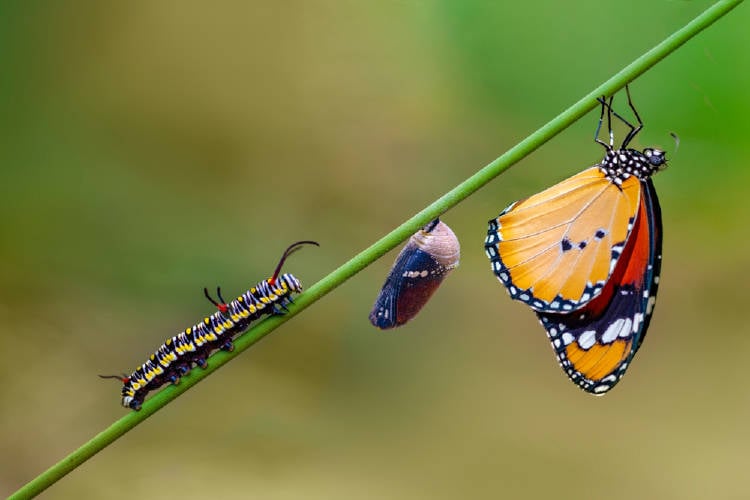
[{"left": 599, "top": 148, "right": 666, "bottom": 185}]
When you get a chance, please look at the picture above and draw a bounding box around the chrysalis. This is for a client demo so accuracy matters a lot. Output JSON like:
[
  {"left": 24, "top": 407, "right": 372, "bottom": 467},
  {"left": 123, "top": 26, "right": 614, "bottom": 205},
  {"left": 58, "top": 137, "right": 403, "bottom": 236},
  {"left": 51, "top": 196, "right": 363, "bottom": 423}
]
[{"left": 370, "top": 218, "right": 460, "bottom": 329}]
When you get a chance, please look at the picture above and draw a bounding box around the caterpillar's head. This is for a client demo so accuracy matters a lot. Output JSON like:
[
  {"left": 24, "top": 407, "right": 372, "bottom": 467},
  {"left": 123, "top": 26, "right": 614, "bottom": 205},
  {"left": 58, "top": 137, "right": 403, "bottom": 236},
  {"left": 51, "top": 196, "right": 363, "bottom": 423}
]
[
  {"left": 100, "top": 373, "right": 142, "bottom": 410},
  {"left": 122, "top": 395, "right": 142, "bottom": 411},
  {"left": 121, "top": 380, "right": 143, "bottom": 410}
]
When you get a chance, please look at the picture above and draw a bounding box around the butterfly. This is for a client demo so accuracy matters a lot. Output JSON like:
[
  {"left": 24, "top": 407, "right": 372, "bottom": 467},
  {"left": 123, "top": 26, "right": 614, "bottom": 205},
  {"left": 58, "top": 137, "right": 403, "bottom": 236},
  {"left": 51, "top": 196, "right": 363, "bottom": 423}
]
[{"left": 484, "top": 86, "right": 667, "bottom": 394}]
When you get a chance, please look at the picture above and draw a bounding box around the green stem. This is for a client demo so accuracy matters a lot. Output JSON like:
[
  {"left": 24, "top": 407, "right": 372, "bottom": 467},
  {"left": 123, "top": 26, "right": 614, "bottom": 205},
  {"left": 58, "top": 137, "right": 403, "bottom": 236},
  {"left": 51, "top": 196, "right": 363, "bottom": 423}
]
[{"left": 9, "top": 1, "right": 743, "bottom": 498}]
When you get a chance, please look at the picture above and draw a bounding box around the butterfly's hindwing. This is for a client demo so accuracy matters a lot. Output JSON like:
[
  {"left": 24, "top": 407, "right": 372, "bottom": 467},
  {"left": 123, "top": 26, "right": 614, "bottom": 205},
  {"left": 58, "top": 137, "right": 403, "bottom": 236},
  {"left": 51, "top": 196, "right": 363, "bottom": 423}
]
[{"left": 537, "top": 180, "right": 662, "bottom": 394}]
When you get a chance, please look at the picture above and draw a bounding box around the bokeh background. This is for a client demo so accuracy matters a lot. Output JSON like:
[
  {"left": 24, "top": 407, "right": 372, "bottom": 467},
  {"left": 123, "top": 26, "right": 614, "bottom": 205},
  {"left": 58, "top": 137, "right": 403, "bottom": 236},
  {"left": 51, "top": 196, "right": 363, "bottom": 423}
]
[{"left": 2, "top": 1, "right": 749, "bottom": 498}]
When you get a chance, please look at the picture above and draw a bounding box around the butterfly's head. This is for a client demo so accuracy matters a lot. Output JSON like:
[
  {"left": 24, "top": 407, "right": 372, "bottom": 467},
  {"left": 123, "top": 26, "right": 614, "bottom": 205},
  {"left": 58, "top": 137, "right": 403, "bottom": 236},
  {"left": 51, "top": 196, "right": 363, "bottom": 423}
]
[{"left": 643, "top": 148, "right": 667, "bottom": 170}]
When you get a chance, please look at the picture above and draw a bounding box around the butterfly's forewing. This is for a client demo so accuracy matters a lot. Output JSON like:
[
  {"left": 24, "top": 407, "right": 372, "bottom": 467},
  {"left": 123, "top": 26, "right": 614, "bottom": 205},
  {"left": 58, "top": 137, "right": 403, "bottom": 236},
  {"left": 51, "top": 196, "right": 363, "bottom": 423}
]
[
  {"left": 536, "top": 179, "right": 662, "bottom": 394},
  {"left": 486, "top": 167, "right": 642, "bottom": 313}
]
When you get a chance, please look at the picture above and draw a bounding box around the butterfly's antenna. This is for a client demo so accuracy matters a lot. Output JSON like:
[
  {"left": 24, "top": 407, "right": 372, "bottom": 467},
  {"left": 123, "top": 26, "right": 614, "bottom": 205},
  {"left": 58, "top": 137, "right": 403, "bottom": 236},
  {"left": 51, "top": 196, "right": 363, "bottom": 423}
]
[
  {"left": 670, "top": 132, "right": 680, "bottom": 152},
  {"left": 270, "top": 240, "right": 320, "bottom": 283}
]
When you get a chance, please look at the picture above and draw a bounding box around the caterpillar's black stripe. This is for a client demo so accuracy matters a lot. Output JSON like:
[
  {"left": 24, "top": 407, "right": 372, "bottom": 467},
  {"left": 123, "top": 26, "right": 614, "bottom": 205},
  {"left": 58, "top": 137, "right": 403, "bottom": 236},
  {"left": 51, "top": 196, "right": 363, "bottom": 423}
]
[{"left": 100, "top": 241, "right": 318, "bottom": 411}]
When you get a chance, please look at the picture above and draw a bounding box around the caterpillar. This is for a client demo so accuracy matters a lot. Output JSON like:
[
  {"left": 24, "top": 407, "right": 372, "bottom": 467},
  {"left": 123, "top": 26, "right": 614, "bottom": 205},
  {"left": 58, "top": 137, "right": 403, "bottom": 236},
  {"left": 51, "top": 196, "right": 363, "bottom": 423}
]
[
  {"left": 369, "top": 218, "right": 460, "bottom": 329},
  {"left": 100, "top": 240, "right": 318, "bottom": 411}
]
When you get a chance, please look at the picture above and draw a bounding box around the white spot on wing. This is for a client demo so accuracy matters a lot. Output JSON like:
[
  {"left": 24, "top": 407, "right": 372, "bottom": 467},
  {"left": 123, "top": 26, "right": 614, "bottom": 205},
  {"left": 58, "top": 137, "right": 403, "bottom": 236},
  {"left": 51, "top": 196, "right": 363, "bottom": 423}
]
[
  {"left": 602, "top": 318, "right": 626, "bottom": 343},
  {"left": 578, "top": 330, "right": 597, "bottom": 350},
  {"left": 618, "top": 318, "right": 633, "bottom": 338},
  {"left": 633, "top": 313, "right": 644, "bottom": 332}
]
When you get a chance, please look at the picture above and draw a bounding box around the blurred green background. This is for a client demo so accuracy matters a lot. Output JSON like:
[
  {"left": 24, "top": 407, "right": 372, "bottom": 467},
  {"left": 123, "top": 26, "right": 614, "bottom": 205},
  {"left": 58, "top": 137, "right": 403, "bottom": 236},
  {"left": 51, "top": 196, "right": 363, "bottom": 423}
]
[{"left": 1, "top": 1, "right": 749, "bottom": 499}]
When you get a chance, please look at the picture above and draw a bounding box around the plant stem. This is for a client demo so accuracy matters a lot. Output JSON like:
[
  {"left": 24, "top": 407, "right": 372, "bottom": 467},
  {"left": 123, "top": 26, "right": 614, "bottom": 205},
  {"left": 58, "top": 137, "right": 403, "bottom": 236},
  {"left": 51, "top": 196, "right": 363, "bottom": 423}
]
[{"left": 9, "top": 0, "right": 743, "bottom": 498}]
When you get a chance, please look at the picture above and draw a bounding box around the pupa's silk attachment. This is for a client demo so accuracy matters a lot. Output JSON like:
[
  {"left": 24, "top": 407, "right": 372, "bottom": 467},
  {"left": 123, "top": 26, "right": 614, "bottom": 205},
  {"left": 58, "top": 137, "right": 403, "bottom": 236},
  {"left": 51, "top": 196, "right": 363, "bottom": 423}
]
[{"left": 369, "top": 218, "right": 460, "bottom": 329}]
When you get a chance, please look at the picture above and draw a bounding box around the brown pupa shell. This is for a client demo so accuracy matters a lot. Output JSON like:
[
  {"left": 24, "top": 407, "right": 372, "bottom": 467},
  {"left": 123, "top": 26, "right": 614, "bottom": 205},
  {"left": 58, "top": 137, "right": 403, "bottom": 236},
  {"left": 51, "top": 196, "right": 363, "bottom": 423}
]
[{"left": 369, "top": 218, "right": 460, "bottom": 329}]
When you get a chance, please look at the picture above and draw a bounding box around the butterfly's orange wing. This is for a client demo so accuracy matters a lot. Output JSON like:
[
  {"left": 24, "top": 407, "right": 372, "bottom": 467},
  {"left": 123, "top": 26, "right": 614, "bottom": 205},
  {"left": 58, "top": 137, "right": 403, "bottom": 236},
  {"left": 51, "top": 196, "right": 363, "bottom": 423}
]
[{"left": 485, "top": 167, "right": 641, "bottom": 312}]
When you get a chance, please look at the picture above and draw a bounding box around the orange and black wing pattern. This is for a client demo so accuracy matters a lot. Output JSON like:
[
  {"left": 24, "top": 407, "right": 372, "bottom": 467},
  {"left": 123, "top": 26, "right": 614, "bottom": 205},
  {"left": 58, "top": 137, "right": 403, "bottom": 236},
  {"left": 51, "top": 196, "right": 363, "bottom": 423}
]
[
  {"left": 484, "top": 89, "right": 669, "bottom": 394},
  {"left": 536, "top": 180, "right": 662, "bottom": 394},
  {"left": 485, "top": 166, "right": 642, "bottom": 313}
]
